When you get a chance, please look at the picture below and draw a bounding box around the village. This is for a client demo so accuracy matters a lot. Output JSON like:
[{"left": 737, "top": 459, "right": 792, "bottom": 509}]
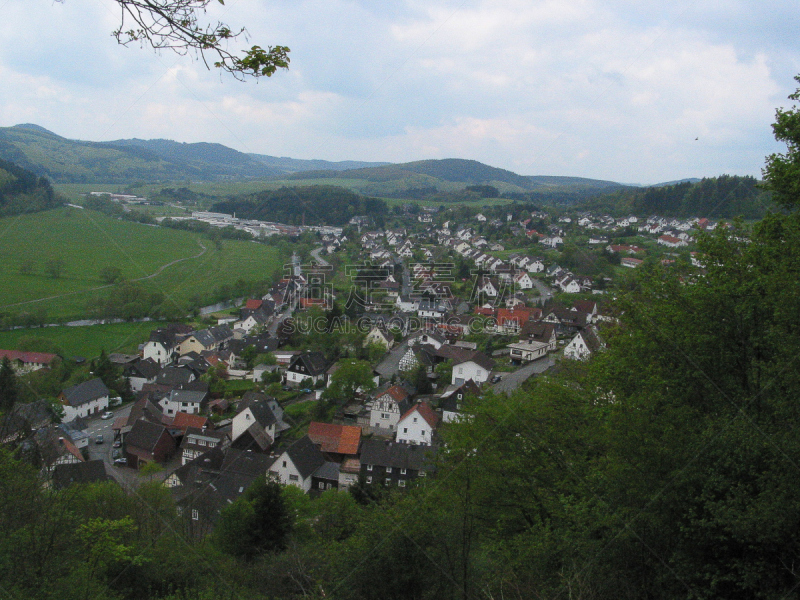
[{"left": 0, "top": 202, "right": 719, "bottom": 535}]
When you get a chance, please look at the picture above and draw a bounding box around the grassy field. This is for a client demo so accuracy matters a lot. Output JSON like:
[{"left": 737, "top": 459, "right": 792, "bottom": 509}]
[
  {"left": 0, "top": 321, "right": 169, "bottom": 358},
  {"left": 0, "top": 207, "right": 287, "bottom": 321}
]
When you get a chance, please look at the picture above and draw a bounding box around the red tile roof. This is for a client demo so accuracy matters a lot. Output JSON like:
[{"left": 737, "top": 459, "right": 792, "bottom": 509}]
[
  {"left": 307, "top": 422, "right": 361, "bottom": 455},
  {"left": 383, "top": 385, "right": 410, "bottom": 402},
  {"left": 170, "top": 412, "right": 209, "bottom": 432},
  {"left": 245, "top": 299, "right": 263, "bottom": 310},
  {"left": 0, "top": 349, "right": 58, "bottom": 365},
  {"left": 400, "top": 401, "right": 440, "bottom": 429}
]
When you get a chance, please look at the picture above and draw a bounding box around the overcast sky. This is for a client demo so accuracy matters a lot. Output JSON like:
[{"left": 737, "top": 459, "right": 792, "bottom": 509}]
[{"left": 0, "top": 0, "right": 798, "bottom": 184}]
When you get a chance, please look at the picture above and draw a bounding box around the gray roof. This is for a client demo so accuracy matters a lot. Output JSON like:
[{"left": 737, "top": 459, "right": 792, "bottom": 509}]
[
  {"left": 61, "top": 378, "right": 109, "bottom": 407},
  {"left": 238, "top": 392, "right": 278, "bottom": 428},
  {"left": 168, "top": 389, "right": 208, "bottom": 406},
  {"left": 285, "top": 435, "right": 326, "bottom": 479},
  {"left": 313, "top": 461, "right": 341, "bottom": 481},
  {"left": 360, "top": 439, "right": 436, "bottom": 471}
]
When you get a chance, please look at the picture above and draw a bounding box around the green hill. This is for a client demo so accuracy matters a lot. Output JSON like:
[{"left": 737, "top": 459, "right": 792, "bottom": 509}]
[{"left": 0, "top": 125, "right": 279, "bottom": 183}]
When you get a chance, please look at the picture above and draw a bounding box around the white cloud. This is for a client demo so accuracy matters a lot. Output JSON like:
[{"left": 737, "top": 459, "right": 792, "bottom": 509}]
[{"left": 0, "top": 0, "right": 795, "bottom": 182}]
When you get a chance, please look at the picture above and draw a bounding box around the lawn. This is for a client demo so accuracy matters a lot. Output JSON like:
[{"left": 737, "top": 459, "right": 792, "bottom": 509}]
[
  {"left": 0, "top": 321, "right": 169, "bottom": 359},
  {"left": 0, "top": 207, "right": 287, "bottom": 322}
]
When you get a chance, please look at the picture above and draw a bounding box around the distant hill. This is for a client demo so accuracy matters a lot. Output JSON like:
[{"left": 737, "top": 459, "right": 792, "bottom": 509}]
[
  {"left": 0, "top": 125, "right": 281, "bottom": 183},
  {"left": 289, "top": 158, "right": 631, "bottom": 202},
  {"left": 248, "top": 154, "right": 390, "bottom": 173},
  {"left": 0, "top": 157, "right": 63, "bottom": 216},
  {"left": 0, "top": 124, "right": 633, "bottom": 203}
]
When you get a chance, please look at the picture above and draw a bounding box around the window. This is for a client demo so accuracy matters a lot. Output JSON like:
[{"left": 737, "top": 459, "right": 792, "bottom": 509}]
[
  {"left": 245, "top": 413, "right": 250, "bottom": 420},
  {"left": 413, "top": 417, "right": 418, "bottom": 423},
  {"left": 385, "top": 478, "right": 391, "bottom": 485},
  {"left": 398, "top": 480, "right": 406, "bottom": 488},
  {"left": 400, "top": 468, "right": 407, "bottom": 475},
  {"left": 282, "top": 460, "right": 287, "bottom": 468},
  {"left": 176, "top": 506, "right": 183, "bottom": 516},
  {"left": 318, "top": 482, "right": 325, "bottom": 489},
  {"left": 403, "top": 428, "right": 408, "bottom": 433},
  {"left": 386, "top": 467, "right": 392, "bottom": 473},
  {"left": 289, "top": 474, "right": 299, "bottom": 482},
  {"left": 366, "top": 476, "right": 372, "bottom": 484},
  {"left": 367, "top": 464, "right": 373, "bottom": 471},
  {"left": 419, "top": 470, "right": 426, "bottom": 477},
  {"left": 191, "top": 509, "right": 199, "bottom": 520}
]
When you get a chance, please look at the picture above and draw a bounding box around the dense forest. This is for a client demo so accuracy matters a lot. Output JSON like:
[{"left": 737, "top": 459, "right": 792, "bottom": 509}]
[
  {"left": 583, "top": 174, "right": 771, "bottom": 218},
  {"left": 0, "top": 158, "right": 63, "bottom": 216},
  {"left": 212, "top": 185, "right": 389, "bottom": 226}
]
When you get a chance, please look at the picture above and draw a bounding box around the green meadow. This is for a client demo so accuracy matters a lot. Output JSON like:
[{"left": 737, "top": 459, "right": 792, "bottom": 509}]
[
  {"left": 0, "top": 207, "right": 285, "bottom": 322},
  {"left": 0, "top": 321, "right": 169, "bottom": 358}
]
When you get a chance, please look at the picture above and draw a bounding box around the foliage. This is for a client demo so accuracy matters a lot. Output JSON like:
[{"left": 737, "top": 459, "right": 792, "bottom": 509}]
[
  {"left": 212, "top": 185, "right": 388, "bottom": 227},
  {"left": 764, "top": 74, "right": 800, "bottom": 209},
  {"left": 0, "top": 356, "right": 18, "bottom": 412},
  {"left": 0, "top": 157, "right": 63, "bottom": 216},
  {"left": 214, "top": 476, "right": 293, "bottom": 560}
]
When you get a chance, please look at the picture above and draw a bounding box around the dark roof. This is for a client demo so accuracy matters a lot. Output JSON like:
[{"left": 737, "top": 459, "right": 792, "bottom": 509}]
[
  {"left": 238, "top": 392, "right": 278, "bottom": 428},
  {"left": 288, "top": 352, "right": 329, "bottom": 376},
  {"left": 125, "top": 357, "right": 160, "bottom": 379},
  {"left": 126, "top": 420, "right": 169, "bottom": 453},
  {"left": 52, "top": 460, "right": 114, "bottom": 490},
  {"left": 360, "top": 439, "right": 436, "bottom": 471},
  {"left": 285, "top": 435, "right": 326, "bottom": 479},
  {"left": 155, "top": 366, "right": 194, "bottom": 386},
  {"left": 61, "top": 378, "right": 109, "bottom": 407},
  {"left": 220, "top": 448, "right": 275, "bottom": 478}
]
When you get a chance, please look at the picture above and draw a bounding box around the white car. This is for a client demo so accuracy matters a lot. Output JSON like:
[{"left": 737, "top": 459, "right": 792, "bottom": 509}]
[{"left": 100, "top": 411, "right": 113, "bottom": 420}]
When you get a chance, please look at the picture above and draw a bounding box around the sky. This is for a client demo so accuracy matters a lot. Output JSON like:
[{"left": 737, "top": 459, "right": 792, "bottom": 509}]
[{"left": 0, "top": 0, "right": 798, "bottom": 184}]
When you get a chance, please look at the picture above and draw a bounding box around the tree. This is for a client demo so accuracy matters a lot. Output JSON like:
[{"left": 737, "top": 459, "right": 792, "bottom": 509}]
[
  {"left": 44, "top": 258, "right": 65, "bottom": 279},
  {"left": 0, "top": 357, "right": 18, "bottom": 412},
  {"left": 763, "top": 75, "right": 800, "bottom": 209},
  {"left": 321, "top": 359, "right": 375, "bottom": 404},
  {"left": 99, "top": 265, "right": 124, "bottom": 285},
  {"left": 98, "top": 0, "right": 290, "bottom": 80},
  {"left": 214, "top": 476, "right": 293, "bottom": 560}
]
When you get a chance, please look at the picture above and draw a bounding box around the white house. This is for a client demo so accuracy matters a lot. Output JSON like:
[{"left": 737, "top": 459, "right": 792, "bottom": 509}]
[
  {"left": 507, "top": 340, "right": 550, "bottom": 362},
  {"left": 59, "top": 379, "right": 110, "bottom": 422},
  {"left": 563, "top": 328, "right": 605, "bottom": 360},
  {"left": 368, "top": 385, "right": 412, "bottom": 431},
  {"left": 396, "top": 402, "right": 440, "bottom": 446},
  {"left": 159, "top": 389, "right": 207, "bottom": 417},
  {"left": 513, "top": 271, "right": 534, "bottom": 290},
  {"left": 452, "top": 353, "right": 495, "bottom": 385},
  {"left": 269, "top": 435, "right": 325, "bottom": 492}
]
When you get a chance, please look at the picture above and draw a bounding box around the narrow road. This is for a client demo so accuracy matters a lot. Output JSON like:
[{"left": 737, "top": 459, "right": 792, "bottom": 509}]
[
  {"left": 310, "top": 246, "right": 330, "bottom": 267},
  {"left": 492, "top": 354, "right": 555, "bottom": 394}
]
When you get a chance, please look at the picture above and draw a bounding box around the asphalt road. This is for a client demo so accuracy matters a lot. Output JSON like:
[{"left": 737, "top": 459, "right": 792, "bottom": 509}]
[{"left": 491, "top": 354, "right": 555, "bottom": 394}]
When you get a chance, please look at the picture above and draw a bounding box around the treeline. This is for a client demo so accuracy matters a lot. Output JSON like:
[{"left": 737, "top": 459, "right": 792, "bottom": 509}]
[
  {"left": 586, "top": 175, "right": 770, "bottom": 218},
  {"left": 82, "top": 195, "right": 156, "bottom": 225},
  {"left": 0, "top": 158, "right": 63, "bottom": 216},
  {"left": 212, "top": 185, "right": 388, "bottom": 226}
]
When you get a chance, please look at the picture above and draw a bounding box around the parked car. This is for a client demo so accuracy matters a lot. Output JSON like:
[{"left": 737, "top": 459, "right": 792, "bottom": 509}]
[
  {"left": 114, "top": 458, "right": 127, "bottom": 466},
  {"left": 101, "top": 411, "right": 114, "bottom": 420},
  {"left": 112, "top": 449, "right": 121, "bottom": 459},
  {"left": 113, "top": 439, "right": 122, "bottom": 448},
  {"left": 490, "top": 375, "right": 502, "bottom": 383},
  {"left": 95, "top": 434, "right": 104, "bottom": 444},
  {"left": 301, "top": 388, "right": 312, "bottom": 394}
]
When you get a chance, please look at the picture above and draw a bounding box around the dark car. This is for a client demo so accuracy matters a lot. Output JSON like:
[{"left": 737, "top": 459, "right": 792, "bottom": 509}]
[
  {"left": 490, "top": 375, "right": 502, "bottom": 384},
  {"left": 95, "top": 434, "right": 104, "bottom": 444}
]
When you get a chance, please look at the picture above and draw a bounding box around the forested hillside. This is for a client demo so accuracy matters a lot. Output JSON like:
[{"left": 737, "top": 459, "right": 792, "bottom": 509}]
[
  {"left": 0, "top": 158, "right": 63, "bottom": 216},
  {"left": 585, "top": 174, "right": 770, "bottom": 218},
  {"left": 212, "top": 185, "right": 388, "bottom": 226}
]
